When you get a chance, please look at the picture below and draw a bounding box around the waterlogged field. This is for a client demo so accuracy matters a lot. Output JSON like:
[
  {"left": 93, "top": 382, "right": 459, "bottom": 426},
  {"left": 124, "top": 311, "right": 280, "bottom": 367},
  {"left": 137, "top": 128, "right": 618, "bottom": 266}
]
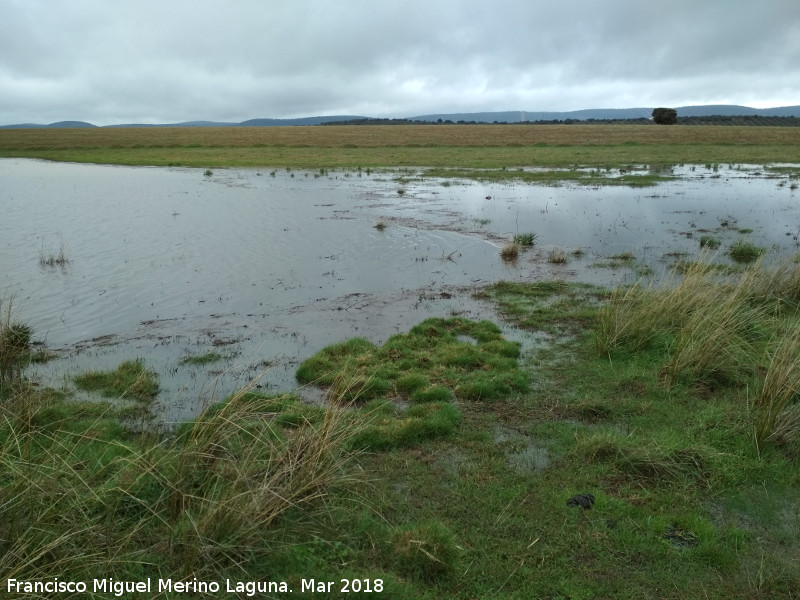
[
  {"left": 2, "top": 149, "right": 800, "bottom": 597},
  {"left": 4, "top": 158, "right": 800, "bottom": 420}
]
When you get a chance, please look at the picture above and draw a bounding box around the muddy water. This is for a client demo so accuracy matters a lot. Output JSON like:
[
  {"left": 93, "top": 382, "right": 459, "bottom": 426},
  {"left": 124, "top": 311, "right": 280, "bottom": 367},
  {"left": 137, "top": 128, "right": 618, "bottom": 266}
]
[{"left": 2, "top": 159, "right": 799, "bottom": 422}]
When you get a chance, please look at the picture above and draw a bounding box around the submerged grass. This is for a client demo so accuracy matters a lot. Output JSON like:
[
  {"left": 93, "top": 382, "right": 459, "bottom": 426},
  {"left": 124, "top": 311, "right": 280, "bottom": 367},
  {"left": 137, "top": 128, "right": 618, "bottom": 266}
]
[
  {"left": 422, "top": 167, "right": 672, "bottom": 186},
  {"left": 38, "top": 242, "right": 69, "bottom": 267},
  {"left": 74, "top": 359, "right": 159, "bottom": 402},
  {"left": 178, "top": 351, "right": 224, "bottom": 365}
]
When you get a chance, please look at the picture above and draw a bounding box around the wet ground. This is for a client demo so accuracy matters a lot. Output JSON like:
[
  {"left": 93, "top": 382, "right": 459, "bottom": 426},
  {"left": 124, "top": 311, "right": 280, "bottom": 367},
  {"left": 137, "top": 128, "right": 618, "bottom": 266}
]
[{"left": 2, "top": 159, "right": 799, "bottom": 422}]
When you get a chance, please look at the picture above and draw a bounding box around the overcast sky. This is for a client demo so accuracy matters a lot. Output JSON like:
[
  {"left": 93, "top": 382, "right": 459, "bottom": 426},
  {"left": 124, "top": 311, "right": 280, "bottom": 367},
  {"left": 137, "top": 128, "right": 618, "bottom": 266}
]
[{"left": 2, "top": 0, "right": 798, "bottom": 125}]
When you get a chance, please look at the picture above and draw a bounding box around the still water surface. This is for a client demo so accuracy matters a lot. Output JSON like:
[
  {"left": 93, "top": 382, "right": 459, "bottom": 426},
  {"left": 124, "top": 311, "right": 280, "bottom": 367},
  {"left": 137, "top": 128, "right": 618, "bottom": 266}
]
[{"left": 2, "top": 159, "right": 798, "bottom": 421}]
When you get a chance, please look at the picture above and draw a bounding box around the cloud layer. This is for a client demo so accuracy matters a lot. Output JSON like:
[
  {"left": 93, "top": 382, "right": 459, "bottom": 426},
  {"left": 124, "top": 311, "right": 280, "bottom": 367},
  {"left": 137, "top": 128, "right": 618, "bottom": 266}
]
[{"left": 1, "top": 0, "right": 798, "bottom": 125}]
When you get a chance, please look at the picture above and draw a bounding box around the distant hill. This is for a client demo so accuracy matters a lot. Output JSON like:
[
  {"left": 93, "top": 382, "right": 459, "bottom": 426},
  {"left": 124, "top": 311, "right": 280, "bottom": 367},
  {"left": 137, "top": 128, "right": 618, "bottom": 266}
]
[
  {"left": 409, "top": 105, "right": 800, "bottom": 123},
  {"left": 1, "top": 120, "right": 97, "bottom": 129},
  {"left": 103, "top": 115, "right": 366, "bottom": 128},
  {"left": 410, "top": 109, "right": 652, "bottom": 122},
  {"left": 238, "top": 116, "right": 365, "bottom": 126},
  {"left": 2, "top": 106, "right": 799, "bottom": 129}
]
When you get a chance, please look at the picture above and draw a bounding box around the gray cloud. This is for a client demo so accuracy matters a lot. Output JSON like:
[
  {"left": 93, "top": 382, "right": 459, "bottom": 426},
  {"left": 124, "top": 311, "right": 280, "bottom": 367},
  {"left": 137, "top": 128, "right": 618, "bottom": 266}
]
[{"left": 1, "top": 0, "right": 798, "bottom": 125}]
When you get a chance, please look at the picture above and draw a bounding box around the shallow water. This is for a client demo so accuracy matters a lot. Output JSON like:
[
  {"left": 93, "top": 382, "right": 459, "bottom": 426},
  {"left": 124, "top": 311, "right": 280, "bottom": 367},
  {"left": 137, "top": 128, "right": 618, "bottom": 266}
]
[{"left": 2, "top": 159, "right": 799, "bottom": 422}]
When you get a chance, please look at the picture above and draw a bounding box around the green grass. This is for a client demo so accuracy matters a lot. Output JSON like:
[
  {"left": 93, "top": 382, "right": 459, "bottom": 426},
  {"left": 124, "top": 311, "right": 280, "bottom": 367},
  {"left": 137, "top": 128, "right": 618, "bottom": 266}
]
[
  {"left": 0, "top": 298, "right": 41, "bottom": 388},
  {"left": 74, "top": 359, "right": 159, "bottom": 402},
  {"left": 729, "top": 239, "right": 765, "bottom": 263},
  {"left": 0, "top": 385, "right": 359, "bottom": 593}
]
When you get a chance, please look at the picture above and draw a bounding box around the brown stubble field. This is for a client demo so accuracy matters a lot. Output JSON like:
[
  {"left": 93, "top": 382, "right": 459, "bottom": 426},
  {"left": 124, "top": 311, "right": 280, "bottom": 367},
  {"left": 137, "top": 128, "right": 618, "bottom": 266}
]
[{"left": 1, "top": 124, "right": 800, "bottom": 168}]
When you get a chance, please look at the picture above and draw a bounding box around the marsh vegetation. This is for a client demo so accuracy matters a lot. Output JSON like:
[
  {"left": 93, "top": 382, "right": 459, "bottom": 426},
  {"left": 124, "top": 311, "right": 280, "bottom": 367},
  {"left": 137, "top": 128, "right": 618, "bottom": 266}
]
[
  {"left": 4, "top": 255, "right": 800, "bottom": 597},
  {"left": 38, "top": 242, "right": 69, "bottom": 267}
]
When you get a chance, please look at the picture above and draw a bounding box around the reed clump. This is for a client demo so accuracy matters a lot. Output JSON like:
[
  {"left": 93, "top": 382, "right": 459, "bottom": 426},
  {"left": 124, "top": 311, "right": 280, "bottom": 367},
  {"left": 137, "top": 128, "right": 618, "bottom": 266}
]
[{"left": 38, "top": 242, "right": 69, "bottom": 267}]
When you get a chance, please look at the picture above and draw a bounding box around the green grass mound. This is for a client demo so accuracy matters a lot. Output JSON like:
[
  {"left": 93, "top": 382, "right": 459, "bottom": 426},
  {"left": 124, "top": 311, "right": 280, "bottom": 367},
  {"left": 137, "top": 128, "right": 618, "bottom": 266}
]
[{"left": 296, "top": 317, "right": 528, "bottom": 402}]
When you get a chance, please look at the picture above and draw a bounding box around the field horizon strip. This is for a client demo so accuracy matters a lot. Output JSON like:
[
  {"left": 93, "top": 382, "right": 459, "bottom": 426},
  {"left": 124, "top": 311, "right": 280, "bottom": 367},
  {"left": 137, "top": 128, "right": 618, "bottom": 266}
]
[{"left": 2, "top": 123, "right": 800, "bottom": 168}]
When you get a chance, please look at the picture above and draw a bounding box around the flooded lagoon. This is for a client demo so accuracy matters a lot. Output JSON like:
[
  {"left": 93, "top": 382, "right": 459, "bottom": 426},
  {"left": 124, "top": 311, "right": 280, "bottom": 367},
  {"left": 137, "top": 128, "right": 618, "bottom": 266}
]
[{"left": 2, "top": 158, "right": 799, "bottom": 422}]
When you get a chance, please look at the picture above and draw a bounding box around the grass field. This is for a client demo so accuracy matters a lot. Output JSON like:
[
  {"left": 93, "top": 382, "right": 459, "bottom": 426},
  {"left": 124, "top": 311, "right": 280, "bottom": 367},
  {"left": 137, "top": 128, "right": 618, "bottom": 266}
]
[{"left": 2, "top": 124, "right": 800, "bottom": 168}]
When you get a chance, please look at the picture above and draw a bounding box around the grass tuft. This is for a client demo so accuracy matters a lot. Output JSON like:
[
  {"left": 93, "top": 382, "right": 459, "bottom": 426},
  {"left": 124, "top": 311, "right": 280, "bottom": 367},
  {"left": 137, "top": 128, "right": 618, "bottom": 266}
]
[
  {"left": 699, "top": 235, "right": 721, "bottom": 249},
  {"left": 296, "top": 317, "right": 527, "bottom": 404},
  {"left": 729, "top": 239, "right": 764, "bottom": 263},
  {"left": 547, "top": 248, "right": 569, "bottom": 264},
  {"left": 500, "top": 243, "right": 520, "bottom": 261},
  {"left": 512, "top": 232, "right": 537, "bottom": 246}
]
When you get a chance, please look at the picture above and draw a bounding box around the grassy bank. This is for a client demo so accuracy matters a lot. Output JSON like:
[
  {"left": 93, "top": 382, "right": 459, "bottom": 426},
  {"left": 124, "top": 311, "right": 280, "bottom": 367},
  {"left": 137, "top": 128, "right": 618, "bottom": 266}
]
[
  {"left": 2, "top": 258, "right": 800, "bottom": 597},
  {"left": 2, "top": 124, "right": 800, "bottom": 168}
]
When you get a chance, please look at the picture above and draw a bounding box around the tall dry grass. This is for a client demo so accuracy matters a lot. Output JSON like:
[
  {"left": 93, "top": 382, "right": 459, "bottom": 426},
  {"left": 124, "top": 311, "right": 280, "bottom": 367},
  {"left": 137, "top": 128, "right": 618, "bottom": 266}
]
[
  {"left": 595, "top": 255, "right": 738, "bottom": 355},
  {"left": 165, "top": 385, "right": 356, "bottom": 570},
  {"left": 596, "top": 255, "right": 800, "bottom": 446},
  {"left": 753, "top": 322, "right": 800, "bottom": 449},
  {"left": 0, "top": 376, "right": 360, "bottom": 584}
]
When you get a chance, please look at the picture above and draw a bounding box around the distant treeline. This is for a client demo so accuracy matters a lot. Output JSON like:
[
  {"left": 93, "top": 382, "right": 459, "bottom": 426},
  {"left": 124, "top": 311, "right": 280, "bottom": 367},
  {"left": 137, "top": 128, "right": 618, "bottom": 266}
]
[{"left": 323, "top": 116, "right": 800, "bottom": 127}]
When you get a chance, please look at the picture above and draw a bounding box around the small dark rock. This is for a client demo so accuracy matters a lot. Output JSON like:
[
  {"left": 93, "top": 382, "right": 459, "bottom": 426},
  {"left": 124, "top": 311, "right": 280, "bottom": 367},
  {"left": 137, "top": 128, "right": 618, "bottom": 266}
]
[{"left": 566, "top": 493, "right": 596, "bottom": 509}]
